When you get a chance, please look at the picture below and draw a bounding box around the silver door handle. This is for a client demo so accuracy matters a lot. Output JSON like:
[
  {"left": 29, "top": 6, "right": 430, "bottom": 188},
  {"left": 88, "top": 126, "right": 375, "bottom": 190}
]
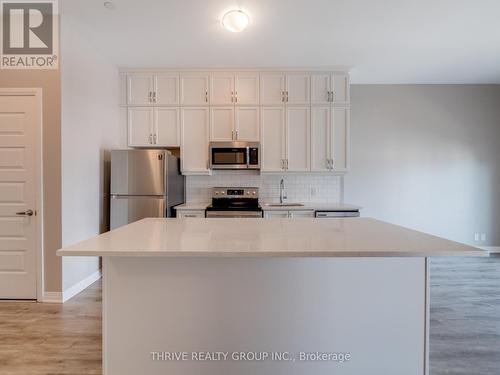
[
  {"left": 330, "top": 91, "right": 335, "bottom": 102},
  {"left": 16, "top": 209, "right": 34, "bottom": 216},
  {"left": 231, "top": 130, "right": 234, "bottom": 140},
  {"left": 235, "top": 91, "right": 238, "bottom": 103},
  {"left": 153, "top": 91, "right": 157, "bottom": 103},
  {"left": 281, "top": 159, "right": 284, "bottom": 169},
  {"left": 286, "top": 91, "right": 289, "bottom": 102},
  {"left": 149, "top": 134, "right": 153, "bottom": 144},
  {"left": 205, "top": 90, "right": 208, "bottom": 103},
  {"left": 231, "top": 91, "right": 234, "bottom": 103},
  {"left": 235, "top": 130, "right": 238, "bottom": 140},
  {"left": 153, "top": 134, "right": 157, "bottom": 144},
  {"left": 148, "top": 91, "right": 152, "bottom": 103}
]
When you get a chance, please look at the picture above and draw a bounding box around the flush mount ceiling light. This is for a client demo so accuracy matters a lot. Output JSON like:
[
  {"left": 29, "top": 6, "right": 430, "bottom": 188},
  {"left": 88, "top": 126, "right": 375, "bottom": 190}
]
[{"left": 221, "top": 10, "right": 250, "bottom": 32}]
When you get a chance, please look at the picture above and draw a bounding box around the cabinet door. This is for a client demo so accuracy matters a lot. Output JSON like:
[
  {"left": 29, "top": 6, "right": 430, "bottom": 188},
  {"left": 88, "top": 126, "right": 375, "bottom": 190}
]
[
  {"left": 289, "top": 210, "right": 315, "bottom": 218},
  {"left": 261, "top": 107, "right": 285, "bottom": 172},
  {"left": 264, "top": 211, "right": 289, "bottom": 219},
  {"left": 210, "top": 74, "right": 234, "bottom": 105},
  {"left": 331, "top": 107, "right": 349, "bottom": 172},
  {"left": 311, "top": 73, "right": 331, "bottom": 105},
  {"left": 332, "top": 72, "right": 350, "bottom": 105},
  {"left": 128, "top": 107, "right": 153, "bottom": 147},
  {"left": 210, "top": 107, "right": 235, "bottom": 141},
  {"left": 260, "top": 74, "right": 285, "bottom": 105},
  {"left": 235, "top": 107, "right": 259, "bottom": 141},
  {"left": 286, "top": 73, "right": 310, "bottom": 105},
  {"left": 180, "top": 107, "right": 210, "bottom": 174},
  {"left": 127, "top": 74, "right": 154, "bottom": 105},
  {"left": 155, "top": 107, "right": 180, "bottom": 147},
  {"left": 154, "top": 74, "right": 179, "bottom": 105},
  {"left": 235, "top": 73, "right": 259, "bottom": 105},
  {"left": 311, "top": 106, "right": 331, "bottom": 172},
  {"left": 177, "top": 210, "right": 205, "bottom": 218},
  {"left": 286, "top": 106, "right": 310, "bottom": 172},
  {"left": 180, "top": 74, "right": 210, "bottom": 105}
]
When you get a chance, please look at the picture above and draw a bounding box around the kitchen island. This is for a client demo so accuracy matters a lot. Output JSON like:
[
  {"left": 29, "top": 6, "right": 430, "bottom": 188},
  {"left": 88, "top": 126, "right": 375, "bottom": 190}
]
[{"left": 57, "top": 218, "right": 485, "bottom": 375}]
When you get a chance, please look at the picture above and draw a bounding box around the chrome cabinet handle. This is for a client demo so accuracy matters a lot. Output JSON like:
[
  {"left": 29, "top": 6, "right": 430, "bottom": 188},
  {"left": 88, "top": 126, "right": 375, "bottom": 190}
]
[
  {"left": 281, "top": 159, "right": 284, "bottom": 169},
  {"left": 149, "top": 134, "right": 153, "bottom": 144},
  {"left": 330, "top": 91, "right": 335, "bottom": 102},
  {"left": 153, "top": 134, "right": 157, "bottom": 144},
  {"left": 231, "top": 130, "right": 234, "bottom": 140},
  {"left": 205, "top": 90, "right": 208, "bottom": 103},
  {"left": 235, "top": 130, "right": 238, "bottom": 140},
  {"left": 153, "top": 91, "right": 157, "bottom": 103},
  {"left": 16, "top": 209, "right": 34, "bottom": 216},
  {"left": 235, "top": 91, "right": 238, "bottom": 103},
  {"left": 148, "top": 91, "right": 152, "bottom": 103},
  {"left": 327, "top": 91, "right": 331, "bottom": 102},
  {"left": 286, "top": 91, "right": 289, "bottom": 102},
  {"left": 231, "top": 91, "right": 234, "bottom": 103}
]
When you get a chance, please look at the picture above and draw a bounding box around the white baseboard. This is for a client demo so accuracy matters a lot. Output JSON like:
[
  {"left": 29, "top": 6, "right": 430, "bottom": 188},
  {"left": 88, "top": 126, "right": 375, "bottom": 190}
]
[
  {"left": 62, "top": 270, "right": 102, "bottom": 302},
  {"left": 43, "top": 291, "right": 63, "bottom": 303},
  {"left": 480, "top": 246, "right": 500, "bottom": 253},
  {"left": 42, "top": 270, "right": 101, "bottom": 304}
]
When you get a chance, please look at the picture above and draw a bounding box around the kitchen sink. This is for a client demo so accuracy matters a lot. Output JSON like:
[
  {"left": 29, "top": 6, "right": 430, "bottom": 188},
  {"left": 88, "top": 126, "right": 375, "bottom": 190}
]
[{"left": 265, "top": 203, "right": 304, "bottom": 207}]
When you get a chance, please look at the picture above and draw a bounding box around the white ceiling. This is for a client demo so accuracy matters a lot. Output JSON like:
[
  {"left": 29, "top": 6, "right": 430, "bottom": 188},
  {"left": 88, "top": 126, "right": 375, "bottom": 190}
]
[{"left": 61, "top": 0, "right": 500, "bottom": 83}]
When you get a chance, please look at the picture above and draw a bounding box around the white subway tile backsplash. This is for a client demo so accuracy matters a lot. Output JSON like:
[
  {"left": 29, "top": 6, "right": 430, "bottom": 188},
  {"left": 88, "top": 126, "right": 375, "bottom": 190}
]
[{"left": 186, "top": 171, "right": 341, "bottom": 203}]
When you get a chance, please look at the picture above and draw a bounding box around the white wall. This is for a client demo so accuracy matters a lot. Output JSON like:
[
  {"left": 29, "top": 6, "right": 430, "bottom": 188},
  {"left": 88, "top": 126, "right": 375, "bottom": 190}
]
[
  {"left": 345, "top": 85, "right": 500, "bottom": 246},
  {"left": 60, "top": 8, "right": 125, "bottom": 291}
]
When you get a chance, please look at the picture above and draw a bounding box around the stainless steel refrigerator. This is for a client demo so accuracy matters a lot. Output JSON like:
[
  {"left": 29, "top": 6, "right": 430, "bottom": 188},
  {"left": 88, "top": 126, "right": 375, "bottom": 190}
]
[{"left": 110, "top": 150, "right": 185, "bottom": 229}]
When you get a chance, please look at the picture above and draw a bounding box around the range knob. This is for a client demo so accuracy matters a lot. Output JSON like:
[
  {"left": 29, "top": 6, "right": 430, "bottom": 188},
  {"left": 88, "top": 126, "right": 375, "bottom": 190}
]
[{"left": 252, "top": 191, "right": 256, "bottom": 195}]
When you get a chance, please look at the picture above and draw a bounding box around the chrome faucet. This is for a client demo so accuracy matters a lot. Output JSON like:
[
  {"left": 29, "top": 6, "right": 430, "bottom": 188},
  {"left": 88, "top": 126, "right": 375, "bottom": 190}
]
[{"left": 279, "top": 178, "right": 287, "bottom": 204}]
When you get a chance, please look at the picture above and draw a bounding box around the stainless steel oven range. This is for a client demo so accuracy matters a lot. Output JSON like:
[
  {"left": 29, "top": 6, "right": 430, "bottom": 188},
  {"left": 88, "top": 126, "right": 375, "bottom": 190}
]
[{"left": 206, "top": 187, "right": 263, "bottom": 218}]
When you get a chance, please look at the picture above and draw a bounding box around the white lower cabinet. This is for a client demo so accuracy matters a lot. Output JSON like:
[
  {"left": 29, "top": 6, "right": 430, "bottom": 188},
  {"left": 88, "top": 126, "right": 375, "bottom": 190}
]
[
  {"left": 128, "top": 107, "right": 180, "bottom": 147},
  {"left": 180, "top": 107, "right": 210, "bottom": 175},
  {"left": 264, "top": 210, "right": 315, "bottom": 219},
  {"left": 177, "top": 210, "right": 205, "bottom": 218}
]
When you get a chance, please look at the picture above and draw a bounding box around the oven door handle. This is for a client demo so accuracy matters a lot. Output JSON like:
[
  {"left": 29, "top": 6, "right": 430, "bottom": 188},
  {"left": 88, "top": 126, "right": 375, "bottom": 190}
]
[{"left": 206, "top": 211, "right": 263, "bottom": 218}]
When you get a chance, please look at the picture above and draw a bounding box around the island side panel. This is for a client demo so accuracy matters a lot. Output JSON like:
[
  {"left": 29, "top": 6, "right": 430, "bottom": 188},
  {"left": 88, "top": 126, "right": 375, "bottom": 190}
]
[{"left": 103, "top": 257, "right": 427, "bottom": 375}]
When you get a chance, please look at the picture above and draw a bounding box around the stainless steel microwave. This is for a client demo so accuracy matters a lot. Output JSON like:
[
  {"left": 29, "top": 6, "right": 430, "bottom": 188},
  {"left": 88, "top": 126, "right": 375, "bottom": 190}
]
[{"left": 209, "top": 141, "right": 260, "bottom": 170}]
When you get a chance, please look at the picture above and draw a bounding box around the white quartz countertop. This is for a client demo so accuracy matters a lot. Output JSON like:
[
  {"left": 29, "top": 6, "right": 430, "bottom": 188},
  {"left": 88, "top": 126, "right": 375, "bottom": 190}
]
[
  {"left": 57, "top": 218, "right": 485, "bottom": 258},
  {"left": 175, "top": 202, "right": 361, "bottom": 211}
]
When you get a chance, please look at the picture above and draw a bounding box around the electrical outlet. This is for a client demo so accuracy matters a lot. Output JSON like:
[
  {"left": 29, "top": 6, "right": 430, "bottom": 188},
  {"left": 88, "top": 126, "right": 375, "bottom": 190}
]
[{"left": 474, "top": 233, "right": 480, "bottom": 242}]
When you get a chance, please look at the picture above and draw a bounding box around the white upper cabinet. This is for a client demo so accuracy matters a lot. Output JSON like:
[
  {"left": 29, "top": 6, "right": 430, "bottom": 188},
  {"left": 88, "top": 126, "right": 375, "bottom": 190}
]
[
  {"left": 332, "top": 72, "right": 350, "bottom": 105},
  {"left": 155, "top": 107, "right": 180, "bottom": 147},
  {"left": 128, "top": 107, "right": 154, "bottom": 146},
  {"left": 235, "top": 107, "right": 259, "bottom": 141},
  {"left": 127, "top": 74, "right": 154, "bottom": 105},
  {"left": 285, "top": 73, "right": 310, "bottom": 105},
  {"left": 285, "top": 106, "right": 310, "bottom": 172},
  {"left": 311, "top": 106, "right": 331, "bottom": 172},
  {"left": 332, "top": 107, "right": 349, "bottom": 172},
  {"left": 210, "top": 106, "right": 235, "bottom": 141},
  {"left": 181, "top": 107, "right": 210, "bottom": 174},
  {"left": 311, "top": 73, "right": 331, "bottom": 105},
  {"left": 154, "top": 74, "right": 179, "bottom": 105},
  {"left": 180, "top": 74, "right": 210, "bottom": 105},
  {"left": 260, "top": 74, "right": 285, "bottom": 105},
  {"left": 261, "top": 107, "right": 285, "bottom": 172},
  {"left": 210, "top": 74, "right": 234, "bottom": 105},
  {"left": 235, "top": 73, "right": 259, "bottom": 105}
]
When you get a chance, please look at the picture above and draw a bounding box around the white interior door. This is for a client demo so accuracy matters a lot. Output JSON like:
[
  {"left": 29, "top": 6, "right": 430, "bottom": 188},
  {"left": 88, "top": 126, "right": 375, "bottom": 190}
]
[
  {"left": 154, "top": 74, "right": 179, "bottom": 105},
  {"left": 235, "top": 73, "right": 259, "bottom": 105},
  {"left": 128, "top": 107, "right": 153, "bottom": 147},
  {"left": 210, "top": 107, "right": 234, "bottom": 141},
  {"left": 286, "top": 73, "right": 310, "bottom": 105},
  {"left": 180, "top": 74, "right": 209, "bottom": 105},
  {"left": 127, "top": 74, "right": 154, "bottom": 105},
  {"left": 260, "top": 107, "right": 285, "bottom": 172},
  {"left": 210, "top": 74, "right": 234, "bottom": 105},
  {"left": 0, "top": 92, "right": 40, "bottom": 299},
  {"left": 286, "top": 106, "right": 310, "bottom": 172},
  {"left": 155, "top": 107, "right": 180, "bottom": 147},
  {"left": 235, "top": 107, "right": 259, "bottom": 141},
  {"left": 260, "top": 74, "right": 285, "bottom": 105},
  {"left": 311, "top": 106, "right": 331, "bottom": 172},
  {"left": 180, "top": 107, "right": 210, "bottom": 174}
]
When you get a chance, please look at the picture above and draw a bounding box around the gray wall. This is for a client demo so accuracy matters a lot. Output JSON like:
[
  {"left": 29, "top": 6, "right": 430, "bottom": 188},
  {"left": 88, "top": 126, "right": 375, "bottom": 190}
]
[{"left": 345, "top": 85, "right": 500, "bottom": 246}]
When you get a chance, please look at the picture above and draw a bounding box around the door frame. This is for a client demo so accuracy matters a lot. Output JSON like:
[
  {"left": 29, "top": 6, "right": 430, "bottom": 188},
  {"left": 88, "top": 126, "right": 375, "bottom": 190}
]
[{"left": 0, "top": 88, "right": 44, "bottom": 301}]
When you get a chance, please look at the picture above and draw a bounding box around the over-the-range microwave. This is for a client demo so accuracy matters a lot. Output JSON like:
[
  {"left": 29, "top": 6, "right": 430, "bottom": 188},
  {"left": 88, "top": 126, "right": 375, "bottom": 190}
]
[{"left": 209, "top": 141, "right": 260, "bottom": 170}]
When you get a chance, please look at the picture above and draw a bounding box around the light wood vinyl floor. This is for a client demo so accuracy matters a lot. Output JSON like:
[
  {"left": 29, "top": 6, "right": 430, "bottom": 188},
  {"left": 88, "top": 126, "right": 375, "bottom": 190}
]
[{"left": 1, "top": 256, "right": 499, "bottom": 375}]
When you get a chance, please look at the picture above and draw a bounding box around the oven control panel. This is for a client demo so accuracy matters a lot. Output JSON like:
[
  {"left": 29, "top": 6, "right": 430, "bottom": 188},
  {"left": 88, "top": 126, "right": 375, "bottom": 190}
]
[{"left": 212, "top": 187, "right": 259, "bottom": 198}]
